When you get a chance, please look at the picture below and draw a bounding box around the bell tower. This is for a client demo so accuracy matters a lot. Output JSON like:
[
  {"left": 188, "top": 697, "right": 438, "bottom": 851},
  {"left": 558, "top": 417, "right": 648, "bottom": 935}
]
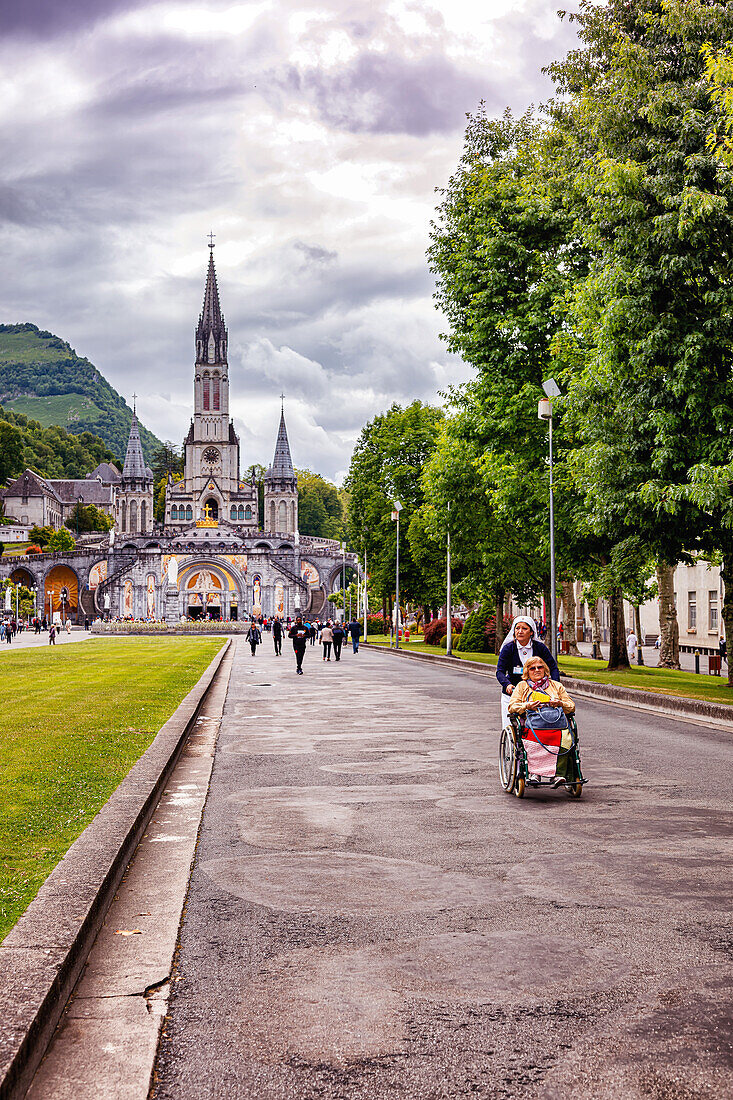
[{"left": 182, "top": 237, "right": 240, "bottom": 501}]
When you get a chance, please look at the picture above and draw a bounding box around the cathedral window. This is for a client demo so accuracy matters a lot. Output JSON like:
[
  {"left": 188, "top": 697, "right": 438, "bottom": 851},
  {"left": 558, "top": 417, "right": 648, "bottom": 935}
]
[
  {"left": 185, "top": 505, "right": 193, "bottom": 521},
  {"left": 130, "top": 499, "right": 138, "bottom": 534},
  {"left": 290, "top": 501, "right": 296, "bottom": 530},
  {"left": 203, "top": 373, "right": 210, "bottom": 410},
  {"left": 171, "top": 505, "right": 178, "bottom": 520},
  {"left": 269, "top": 501, "right": 276, "bottom": 530},
  {"left": 212, "top": 374, "right": 220, "bottom": 411},
  {"left": 208, "top": 334, "right": 216, "bottom": 363},
  {"left": 230, "top": 505, "right": 237, "bottom": 520},
  {"left": 140, "top": 501, "right": 147, "bottom": 532},
  {"left": 121, "top": 501, "right": 127, "bottom": 531},
  {"left": 244, "top": 505, "right": 251, "bottom": 521},
  {"left": 278, "top": 501, "right": 287, "bottom": 530}
]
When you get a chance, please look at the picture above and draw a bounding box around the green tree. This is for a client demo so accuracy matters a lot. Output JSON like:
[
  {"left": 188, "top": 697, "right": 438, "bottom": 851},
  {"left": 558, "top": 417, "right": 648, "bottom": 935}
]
[
  {"left": 547, "top": 0, "right": 733, "bottom": 675},
  {"left": 345, "top": 401, "right": 445, "bottom": 618},
  {"left": 0, "top": 421, "right": 24, "bottom": 484},
  {"left": 46, "top": 528, "right": 76, "bottom": 553},
  {"left": 64, "top": 503, "right": 114, "bottom": 534},
  {"left": 297, "top": 469, "right": 345, "bottom": 540},
  {"left": 28, "top": 525, "right": 55, "bottom": 548}
]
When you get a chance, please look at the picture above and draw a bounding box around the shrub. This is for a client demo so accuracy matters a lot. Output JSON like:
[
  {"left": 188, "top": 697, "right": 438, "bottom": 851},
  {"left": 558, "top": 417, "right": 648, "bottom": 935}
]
[
  {"left": 366, "top": 613, "right": 387, "bottom": 635},
  {"left": 484, "top": 614, "right": 515, "bottom": 652},
  {"left": 424, "top": 616, "right": 464, "bottom": 646},
  {"left": 455, "top": 601, "right": 492, "bottom": 652},
  {"left": 26, "top": 545, "right": 42, "bottom": 555}
]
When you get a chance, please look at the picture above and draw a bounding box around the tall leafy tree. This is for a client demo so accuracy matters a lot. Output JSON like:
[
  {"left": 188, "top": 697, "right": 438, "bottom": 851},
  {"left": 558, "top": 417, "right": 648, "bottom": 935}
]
[
  {"left": 345, "top": 401, "right": 444, "bottom": 617},
  {"left": 549, "top": 0, "right": 733, "bottom": 676}
]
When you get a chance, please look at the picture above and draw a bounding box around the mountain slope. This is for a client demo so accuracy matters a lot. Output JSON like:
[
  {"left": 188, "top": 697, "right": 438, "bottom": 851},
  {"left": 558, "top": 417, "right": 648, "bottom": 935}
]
[{"left": 0, "top": 323, "right": 162, "bottom": 463}]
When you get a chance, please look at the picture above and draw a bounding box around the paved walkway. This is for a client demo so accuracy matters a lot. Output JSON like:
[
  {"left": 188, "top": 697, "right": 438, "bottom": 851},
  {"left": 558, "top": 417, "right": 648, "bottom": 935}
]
[
  {"left": 149, "top": 639, "right": 731, "bottom": 1099},
  {"left": 0, "top": 627, "right": 96, "bottom": 652}
]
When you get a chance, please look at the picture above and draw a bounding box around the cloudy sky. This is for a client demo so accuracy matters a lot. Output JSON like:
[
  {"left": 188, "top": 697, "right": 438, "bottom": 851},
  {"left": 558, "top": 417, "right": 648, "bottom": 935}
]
[{"left": 1, "top": 0, "right": 578, "bottom": 482}]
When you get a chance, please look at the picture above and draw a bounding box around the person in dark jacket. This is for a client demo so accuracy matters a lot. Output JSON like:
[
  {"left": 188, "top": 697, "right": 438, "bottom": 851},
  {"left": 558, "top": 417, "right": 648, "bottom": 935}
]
[
  {"left": 246, "top": 622, "right": 262, "bottom": 656},
  {"left": 348, "top": 618, "right": 362, "bottom": 653},
  {"left": 272, "top": 617, "right": 283, "bottom": 656},
  {"left": 289, "top": 616, "right": 309, "bottom": 674},
  {"left": 332, "top": 621, "right": 345, "bottom": 661},
  {"left": 496, "top": 615, "right": 559, "bottom": 726}
]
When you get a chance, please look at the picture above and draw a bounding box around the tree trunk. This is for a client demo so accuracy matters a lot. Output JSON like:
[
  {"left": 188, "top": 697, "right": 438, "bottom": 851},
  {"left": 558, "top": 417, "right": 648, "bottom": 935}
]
[
  {"left": 590, "top": 596, "right": 602, "bottom": 660},
  {"left": 634, "top": 604, "right": 644, "bottom": 666},
  {"left": 421, "top": 605, "right": 431, "bottom": 629},
  {"left": 561, "top": 579, "right": 581, "bottom": 656},
  {"left": 720, "top": 548, "right": 733, "bottom": 688},
  {"left": 382, "top": 595, "right": 387, "bottom": 623},
  {"left": 494, "top": 585, "right": 506, "bottom": 654},
  {"left": 607, "top": 585, "right": 630, "bottom": 670},
  {"left": 655, "top": 560, "right": 680, "bottom": 669}
]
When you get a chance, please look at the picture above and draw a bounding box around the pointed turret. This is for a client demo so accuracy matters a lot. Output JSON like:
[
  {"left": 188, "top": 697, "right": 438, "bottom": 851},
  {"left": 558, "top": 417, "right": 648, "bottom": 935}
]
[
  {"left": 268, "top": 408, "right": 295, "bottom": 480},
  {"left": 122, "top": 410, "right": 147, "bottom": 481},
  {"left": 117, "top": 405, "right": 154, "bottom": 537},
  {"left": 264, "top": 403, "right": 298, "bottom": 535},
  {"left": 196, "top": 245, "right": 227, "bottom": 361}
]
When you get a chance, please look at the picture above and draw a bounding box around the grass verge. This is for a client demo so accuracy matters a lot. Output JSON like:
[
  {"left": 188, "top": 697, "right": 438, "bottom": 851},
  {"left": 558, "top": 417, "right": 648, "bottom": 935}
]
[
  {"left": 0, "top": 637, "right": 222, "bottom": 941},
  {"left": 365, "top": 637, "right": 733, "bottom": 706}
]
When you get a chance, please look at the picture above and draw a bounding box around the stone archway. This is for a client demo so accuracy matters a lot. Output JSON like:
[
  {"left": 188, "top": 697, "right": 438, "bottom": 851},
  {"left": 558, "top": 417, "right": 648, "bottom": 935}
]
[
  {"left": 45, "top": 564, "right": 80, "bottom": 622},
  {"left": 177, "top": 559, "right": 246, "bottom": 621}
]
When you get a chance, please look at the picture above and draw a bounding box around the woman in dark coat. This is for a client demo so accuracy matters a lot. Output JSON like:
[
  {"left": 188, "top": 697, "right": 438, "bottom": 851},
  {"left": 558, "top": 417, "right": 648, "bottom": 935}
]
[{"left": 496, "top": 615, "right": 559, "bottom": 726}]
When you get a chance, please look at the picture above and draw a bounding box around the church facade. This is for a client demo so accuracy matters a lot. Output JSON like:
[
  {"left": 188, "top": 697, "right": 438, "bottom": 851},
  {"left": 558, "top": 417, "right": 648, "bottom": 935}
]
[{"left": 0, "top": 247, "right": 354, "bottom": 624}]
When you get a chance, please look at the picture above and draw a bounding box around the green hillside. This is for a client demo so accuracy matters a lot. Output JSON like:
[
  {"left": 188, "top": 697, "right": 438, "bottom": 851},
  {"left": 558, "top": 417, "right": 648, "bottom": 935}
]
[{"left": 0, "top": 324, "right": 162, "bottom": 463}]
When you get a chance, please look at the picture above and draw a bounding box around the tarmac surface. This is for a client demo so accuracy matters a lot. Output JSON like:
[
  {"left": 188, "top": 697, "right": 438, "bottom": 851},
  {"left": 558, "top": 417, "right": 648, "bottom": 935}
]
[{"left": 150, "top": 639, "right": 732, "bottom": 1100}]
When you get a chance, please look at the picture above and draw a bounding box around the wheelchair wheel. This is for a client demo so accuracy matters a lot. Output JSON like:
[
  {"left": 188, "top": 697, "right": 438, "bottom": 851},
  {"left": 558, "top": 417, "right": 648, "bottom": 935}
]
[
  {"left": 567, "top": 780, "right": 583, "bottom": 798},
  {"left": 514, "top": 776, "right": 525, "bottom": 798},
  {"left": 499, "top": 726, "right": 517, "bottom": 792}
]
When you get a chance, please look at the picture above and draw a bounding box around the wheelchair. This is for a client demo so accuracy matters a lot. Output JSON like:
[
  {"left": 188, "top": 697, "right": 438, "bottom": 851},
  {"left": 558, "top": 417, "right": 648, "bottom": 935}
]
[{"left": 499, "top": 711, "right": 586, "bottom": 798}]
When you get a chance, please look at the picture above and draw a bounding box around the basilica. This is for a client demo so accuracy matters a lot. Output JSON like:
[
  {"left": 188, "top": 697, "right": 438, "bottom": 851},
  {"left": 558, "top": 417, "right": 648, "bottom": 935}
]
[{"left": 0, "top": 246, "right": 354, "bottom": 624}]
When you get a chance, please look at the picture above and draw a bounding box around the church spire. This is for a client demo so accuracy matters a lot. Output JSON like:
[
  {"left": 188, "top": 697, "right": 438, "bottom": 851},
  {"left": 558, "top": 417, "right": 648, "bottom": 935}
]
[
  {"left": 196, "top": 238, "right": 227, "bottom": 363},
  {"left": 122, "top": 408, "right": 147, "bottom": 481},
  {"left": 269, "top": 406, "right": 295, "bottom": 480}
]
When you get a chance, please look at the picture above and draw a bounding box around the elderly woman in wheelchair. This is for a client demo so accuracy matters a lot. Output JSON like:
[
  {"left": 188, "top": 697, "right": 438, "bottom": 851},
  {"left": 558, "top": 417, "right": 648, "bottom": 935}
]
[{"left": 499, "top": 656, "right": 585, "bottom": 798}]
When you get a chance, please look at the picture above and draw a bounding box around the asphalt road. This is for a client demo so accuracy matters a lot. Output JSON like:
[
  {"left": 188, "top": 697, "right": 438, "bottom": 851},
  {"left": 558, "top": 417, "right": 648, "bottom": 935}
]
[{"left": 151, "top": 639, "right": 732, "bottom": 1100}]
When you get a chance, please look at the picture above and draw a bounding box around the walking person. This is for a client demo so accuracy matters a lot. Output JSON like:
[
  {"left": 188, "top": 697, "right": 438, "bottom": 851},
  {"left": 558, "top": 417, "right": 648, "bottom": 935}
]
[
  {"left": 246, "top": 621, "right": 262, "bottom": 656},
  {"left": 49, "top": 624, "right": 56, "bottom": 645},
  {"left": 348, "top": 617, "right": 362, "bottom": 653},
  {"left": 320, "top": 621, "right": 333, "bottom": 661},
  {"left": 332, "top": 620, "right": 345, "bottom": 661},
  {"left": 289, "top": 616, "right": 308, "bottom": 675},
  {"left": 626, "top": 629, "right": 638, "bottom": 663},
  {"left": 5, "top": 622, "right": 12, "bottom": 644},
  {"left": 719, "top": 633, "right": 727, "bottom": 665},
  {"left": 273, "top": 617, "right": 283, "bottom": 656}
]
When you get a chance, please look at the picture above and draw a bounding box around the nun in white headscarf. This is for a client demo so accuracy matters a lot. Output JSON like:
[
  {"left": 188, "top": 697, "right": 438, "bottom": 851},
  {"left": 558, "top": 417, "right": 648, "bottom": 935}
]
[{"left": 496, "top": 615, "right": 559, "bottom": 726}]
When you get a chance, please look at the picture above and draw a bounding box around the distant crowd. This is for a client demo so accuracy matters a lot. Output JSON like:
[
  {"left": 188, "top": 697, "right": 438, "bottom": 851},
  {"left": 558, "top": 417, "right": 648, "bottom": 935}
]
[{"left": 245, "top": 615, "right": 363, "bottom": 675}]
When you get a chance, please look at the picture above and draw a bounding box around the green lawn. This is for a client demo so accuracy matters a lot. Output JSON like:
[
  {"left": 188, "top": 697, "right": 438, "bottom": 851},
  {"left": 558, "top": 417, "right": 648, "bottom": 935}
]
[
  {"left": 0, "top": 638, "right": 222, "bottom": 941},
  {"left": 367, "top": 637, "right": 733, "bottom": 706}
]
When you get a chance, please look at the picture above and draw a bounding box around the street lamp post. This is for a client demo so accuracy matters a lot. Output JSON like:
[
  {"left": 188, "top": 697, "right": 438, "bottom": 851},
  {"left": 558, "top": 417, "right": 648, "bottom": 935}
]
[
  {"left": 446, "top": 501, "right": 452, "bottom": 657},
  {"left": 76, "top": 495, "right": 83, "bottom": 537},
  {"left": 538, "top": 378, "right": 561, "bottom": 661},
  {"left": 340, "top": 542, "right": 346, "bottom": 622},
  {"left": 363, "top": 547, "right": 368, "bottom": 642},
  {"left": 391, "top": 501, "right": 402, "bottom": 649}
]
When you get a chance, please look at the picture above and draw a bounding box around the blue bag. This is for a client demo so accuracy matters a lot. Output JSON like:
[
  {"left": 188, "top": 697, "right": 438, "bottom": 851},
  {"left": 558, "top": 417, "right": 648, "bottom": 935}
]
[{"left": 525, "top": 704, "right": 568, "bottom": 731}]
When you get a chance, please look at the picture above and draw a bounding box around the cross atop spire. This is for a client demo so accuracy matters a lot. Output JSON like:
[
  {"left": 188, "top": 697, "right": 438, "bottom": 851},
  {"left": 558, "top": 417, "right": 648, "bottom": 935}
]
[
  {"left": 208, "top": 231, "right": 216, "bottom": 249},
  {"left": 268, "top": 405, "right": 295, "bottom": 481},
  {"left": 132, "top": 392, "right": 137, "bottom": 413}
]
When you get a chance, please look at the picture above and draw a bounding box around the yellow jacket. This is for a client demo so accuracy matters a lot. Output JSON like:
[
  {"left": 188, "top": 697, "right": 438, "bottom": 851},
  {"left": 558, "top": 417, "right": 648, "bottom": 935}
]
[{"left": 508, "top": 678, "right": 575, "bottom": 717}]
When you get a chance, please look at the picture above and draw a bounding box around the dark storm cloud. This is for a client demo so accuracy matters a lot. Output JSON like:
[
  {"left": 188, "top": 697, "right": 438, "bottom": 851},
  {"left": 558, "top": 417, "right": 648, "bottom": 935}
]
[
  {"left": 1, "top": 0, "right": 143, "bottom": 38},
  {"left": 281, "top": 51, "right": 497, "bottom": 137}
]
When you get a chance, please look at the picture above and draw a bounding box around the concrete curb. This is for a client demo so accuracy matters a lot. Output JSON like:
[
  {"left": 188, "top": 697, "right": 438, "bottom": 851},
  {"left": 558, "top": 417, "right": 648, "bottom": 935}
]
[
  {"left": 362, "top": 643, "right": 733, "bottom": 732},
  {"left": 0, "top": 640, "right": 231, "bottom": 1100}
]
